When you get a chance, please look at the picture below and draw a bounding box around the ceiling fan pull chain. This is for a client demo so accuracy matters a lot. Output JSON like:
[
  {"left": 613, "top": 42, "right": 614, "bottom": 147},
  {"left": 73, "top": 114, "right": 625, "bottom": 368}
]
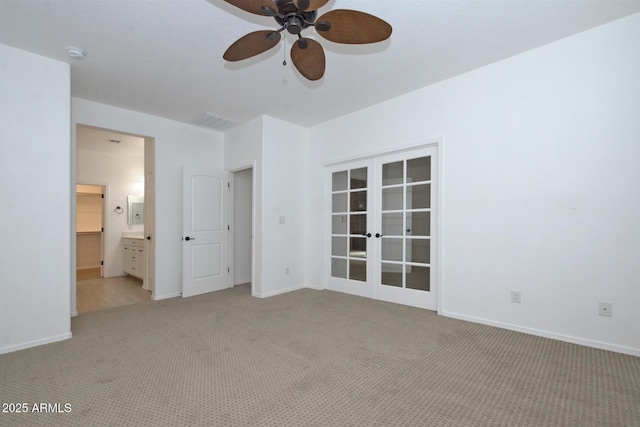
[{"left": 282, "top": 36, "right": 287, "bottom": 66}]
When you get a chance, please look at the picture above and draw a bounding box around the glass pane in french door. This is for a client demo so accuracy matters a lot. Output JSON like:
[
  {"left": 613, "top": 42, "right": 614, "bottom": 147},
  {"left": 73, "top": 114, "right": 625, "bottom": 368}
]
[
  {"left": 331, "top": 166, "right": 369, "bottom": 282},
  {"left": 379, "top": 155, "right": 432, "bottom": 291}
]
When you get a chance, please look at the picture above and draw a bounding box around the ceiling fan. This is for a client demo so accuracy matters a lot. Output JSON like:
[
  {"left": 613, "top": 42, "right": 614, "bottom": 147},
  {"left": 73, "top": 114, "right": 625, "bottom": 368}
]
[{"left": 222, "top": 0, "right": 392, "bottom": 81}]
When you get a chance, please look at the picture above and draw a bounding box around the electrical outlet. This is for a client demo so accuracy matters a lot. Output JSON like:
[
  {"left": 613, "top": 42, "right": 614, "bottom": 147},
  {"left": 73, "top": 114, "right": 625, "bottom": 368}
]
[
  {"left": 511, "top": 290, "right": 521, "bottom": 303},
  {"left": 599, "top": 301, "right": 612, "bottom": 317}
]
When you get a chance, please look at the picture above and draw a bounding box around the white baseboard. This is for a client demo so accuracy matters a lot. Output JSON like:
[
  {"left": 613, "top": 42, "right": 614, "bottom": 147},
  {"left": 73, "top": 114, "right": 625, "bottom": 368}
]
[
  {"left": 0, "top": 332, "right": 72, "bottom": 355},
  {"left": 441, "top": 310, "right": 640, "bottom": 357},
  {"left": 253, "top": 284, "right": 314, "bottom": 298},
  {"left": 71, "top": 310, "right": 78, "bottom": 317},
  {"left": 151, "top": 292, "right": 182, "bottom": 301}
]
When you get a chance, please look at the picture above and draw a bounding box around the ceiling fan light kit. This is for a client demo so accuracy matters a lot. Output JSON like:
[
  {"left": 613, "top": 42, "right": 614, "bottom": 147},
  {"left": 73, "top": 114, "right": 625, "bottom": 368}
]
[{"left": 222, "top": 0, "right": 392, "bottom": 81}]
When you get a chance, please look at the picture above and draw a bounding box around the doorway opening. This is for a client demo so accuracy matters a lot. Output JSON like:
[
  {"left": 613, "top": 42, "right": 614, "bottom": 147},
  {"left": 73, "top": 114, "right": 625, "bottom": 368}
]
[
  {"left": 73, "top": 124, "right": 155, "bottom": 314},
  {"left": 230, "top": 167, "right": 254, "bottom": 295},
  {"left": 76, "top": 184, "right": 105, "bottom": 281}
]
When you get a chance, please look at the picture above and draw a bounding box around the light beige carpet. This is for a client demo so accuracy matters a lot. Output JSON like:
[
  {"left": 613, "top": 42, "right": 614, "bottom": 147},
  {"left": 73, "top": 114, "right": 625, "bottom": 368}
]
[{"left": 1, "top": 285, "right": 638, "bottom": 426}]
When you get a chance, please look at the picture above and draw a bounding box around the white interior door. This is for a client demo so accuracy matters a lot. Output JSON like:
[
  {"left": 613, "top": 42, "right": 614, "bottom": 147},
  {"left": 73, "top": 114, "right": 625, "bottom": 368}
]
[
  {"left": 326, "top": 160, "right": 374, "bottom": 298},
  {"left": 326, "top": 146, "right": 438, "bottom": 310},
  {"left": 182, "top": 168, "right": 229, "bottom": 298},
  {"left": 373, "top": 148, "right": 437, "bottom": 310}
]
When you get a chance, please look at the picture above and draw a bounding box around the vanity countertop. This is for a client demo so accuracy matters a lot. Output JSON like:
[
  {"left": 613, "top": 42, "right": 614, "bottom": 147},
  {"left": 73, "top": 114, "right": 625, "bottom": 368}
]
[{"left": 122, "top": 232, "right": 144, "bottom": 239}]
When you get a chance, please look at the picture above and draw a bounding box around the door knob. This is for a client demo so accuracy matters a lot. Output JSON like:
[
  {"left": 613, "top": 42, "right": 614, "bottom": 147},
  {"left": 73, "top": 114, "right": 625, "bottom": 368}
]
[
  {"left": 375, "top": 233, "right": 383, "bottom": 238},
  {"left": 184, "top": 236, "right": 195, "bottom": 241},
  {"left": 362, "top": 233, "right": 372, "bottom": 238}
]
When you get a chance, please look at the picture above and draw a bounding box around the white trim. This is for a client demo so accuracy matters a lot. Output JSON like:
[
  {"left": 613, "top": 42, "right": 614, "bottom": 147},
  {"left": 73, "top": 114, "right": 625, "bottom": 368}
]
[
  {"left": 143, "top": 137, "right": 156, "bottom": 295},
  {"left": 151, "top": 291, "right": 182, "bottom": 301},
  {"left": 228, "top": 171, "right": 235, "bottom": 288},
  {"left": 441, "top": 311, "right": 640, "bottom": 357},
  {"left": 253, "top": 284, "right": 308, "bottom": 298},
  {"left": 251, "top": 160, "right": 257, "bottom": 298},
  {"left": 227, "top": 162, "right": 257, "bottom": 297},
  {"left": 0, "top": 333, "right": 72, "bottom": 355},
  {"left": 102, "top": 184, "right": 109, "bottom": 278},
  {"left": 323, "top": 137, "right": 442, "bottom": 168},
  {"left": 436, "top": 137, "right": 445, "bottom": 316}
]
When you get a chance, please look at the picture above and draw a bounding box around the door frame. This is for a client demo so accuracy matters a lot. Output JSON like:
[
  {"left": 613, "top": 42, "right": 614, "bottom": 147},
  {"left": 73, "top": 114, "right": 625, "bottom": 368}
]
[
  {"left": 143, "top": 137, "right": 155, "bottom": 295},
  {"left": 228, "top": 164, "right": 256, "bottom": 295},
  {"left": 71, "top": 124, "right": 155, "bottom": 315},
  {"left": 322, "top": 139, "right": 443, "bottom": 313},
  {"left": 75, "top": 183, "right": 108, "bottom": 278}
]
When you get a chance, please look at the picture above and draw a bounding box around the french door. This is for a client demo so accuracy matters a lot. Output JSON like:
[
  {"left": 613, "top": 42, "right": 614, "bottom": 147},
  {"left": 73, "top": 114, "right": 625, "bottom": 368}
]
[
  {"left": 327, "top": 159, "right": 374, "bottom": 299},
  {"left": 326, "top": 146, "right": 437, "bottom": 310}
]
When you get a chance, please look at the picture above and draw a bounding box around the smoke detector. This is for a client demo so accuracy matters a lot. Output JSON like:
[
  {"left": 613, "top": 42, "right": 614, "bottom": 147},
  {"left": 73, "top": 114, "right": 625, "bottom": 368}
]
[{"left": 67, "top": 46, "right": 86, "bottom": 60}]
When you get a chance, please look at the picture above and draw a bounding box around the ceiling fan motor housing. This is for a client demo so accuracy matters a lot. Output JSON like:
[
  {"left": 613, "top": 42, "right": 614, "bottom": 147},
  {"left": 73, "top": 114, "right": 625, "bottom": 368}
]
[{"left": 273, "top": 0, "right": 317, "bottom": 34}]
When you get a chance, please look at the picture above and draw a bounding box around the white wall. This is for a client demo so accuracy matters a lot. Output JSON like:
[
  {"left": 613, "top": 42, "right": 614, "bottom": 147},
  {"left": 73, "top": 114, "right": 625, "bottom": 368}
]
[
  {"left": 77, "top": 146, "right": 144, "bottom": 277},
  {"left": 225, "top": 117, "right": 264, "bottom": 295},
  {"left": 224, "top": 116, "right": 308, "bottom": 297},
  {"left": 261, "top": 116, "right": 308, "bottom": 296},
  {"left": 72, "top": 98, "right": 225, "bottom": 301},
  {"left": 306, "top": 14, "right": 640, "bottom": 356},
  {"left": 0, "top": 45, "right": 71, "bottom": 353}
]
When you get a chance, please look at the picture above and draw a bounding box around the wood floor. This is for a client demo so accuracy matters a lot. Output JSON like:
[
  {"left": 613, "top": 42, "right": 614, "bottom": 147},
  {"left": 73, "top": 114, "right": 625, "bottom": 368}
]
[
  {"left": 77, "top": 267, "right": 101, "bottom": 281},
  {"left": 76, "top": 273, "right": 151, "bottom": 314}
]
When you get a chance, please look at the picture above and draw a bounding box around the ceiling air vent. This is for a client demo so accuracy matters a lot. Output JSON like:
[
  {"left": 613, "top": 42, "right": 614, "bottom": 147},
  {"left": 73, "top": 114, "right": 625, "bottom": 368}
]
[{"left": 190, "top": 112, "right": 238, "bottom": 131}]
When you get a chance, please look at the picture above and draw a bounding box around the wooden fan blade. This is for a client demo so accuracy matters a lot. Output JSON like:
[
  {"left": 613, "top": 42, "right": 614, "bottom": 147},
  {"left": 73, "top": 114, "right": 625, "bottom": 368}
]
[
  {"left": 222, "top": 0, "right": 276, "bottom": 16},
  {"left": 316, "top": 9, "right": 392, "bottom": 44},
  {"left": 223, "top": 30, "right": 281, "bottom": 61},
  {"left": 292, "top": 0, "right": 329, "bottom": 12},
  {"left": 290, "top": 39, "right": 325, "bottom": 81}
]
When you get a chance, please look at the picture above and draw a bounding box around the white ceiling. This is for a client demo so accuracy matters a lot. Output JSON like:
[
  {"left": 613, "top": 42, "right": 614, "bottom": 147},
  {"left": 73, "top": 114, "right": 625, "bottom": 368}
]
[
  {"left": 77, "top": 125, "right": 145, "bottom": 156},
  {"left": 2, "top": 0, "right": 640, "bottom": 129}
]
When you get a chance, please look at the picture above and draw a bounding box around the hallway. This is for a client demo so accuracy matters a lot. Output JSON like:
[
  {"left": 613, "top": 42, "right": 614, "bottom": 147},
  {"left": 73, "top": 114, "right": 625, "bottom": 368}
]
[{"left": 76, "top": 274, "right": 150, "bottom": 314}]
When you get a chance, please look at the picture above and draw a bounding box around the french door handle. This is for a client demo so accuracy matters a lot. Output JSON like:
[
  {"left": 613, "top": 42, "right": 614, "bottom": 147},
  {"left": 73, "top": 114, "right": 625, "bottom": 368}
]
[
  {"left": 363, "top": 233, "right": 372, "bottom": 238},
  {"left": 375, "top": 233, "right": 383, "bottom": 238},
  {"left": 184, "top": 236, "right": 195, "bottom": 241}
]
